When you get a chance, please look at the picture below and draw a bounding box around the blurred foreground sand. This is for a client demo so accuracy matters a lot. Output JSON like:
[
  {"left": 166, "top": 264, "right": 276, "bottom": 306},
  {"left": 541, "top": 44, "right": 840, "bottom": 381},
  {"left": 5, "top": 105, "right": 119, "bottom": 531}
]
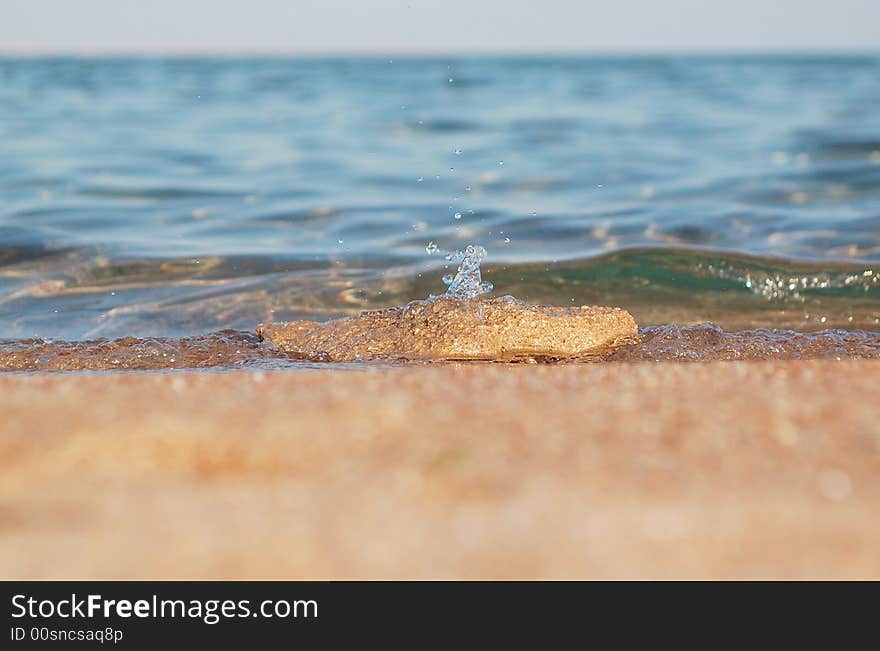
[{"left": 2, "top": 361, "right": 879, "bottom": 579}]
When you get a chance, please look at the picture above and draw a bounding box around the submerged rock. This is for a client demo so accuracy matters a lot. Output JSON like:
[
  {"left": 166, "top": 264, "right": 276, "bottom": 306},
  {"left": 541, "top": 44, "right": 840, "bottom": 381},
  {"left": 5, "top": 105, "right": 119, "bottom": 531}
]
[{"left": 256, "top": 296, "right": 638, "bottom": 361}]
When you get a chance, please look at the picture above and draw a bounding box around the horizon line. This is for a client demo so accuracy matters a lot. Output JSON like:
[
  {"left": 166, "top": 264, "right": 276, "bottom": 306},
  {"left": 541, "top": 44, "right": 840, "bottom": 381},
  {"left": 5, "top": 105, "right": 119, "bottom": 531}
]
[{"left": 1, "top": 46, "right": 879, "bottom": 58}]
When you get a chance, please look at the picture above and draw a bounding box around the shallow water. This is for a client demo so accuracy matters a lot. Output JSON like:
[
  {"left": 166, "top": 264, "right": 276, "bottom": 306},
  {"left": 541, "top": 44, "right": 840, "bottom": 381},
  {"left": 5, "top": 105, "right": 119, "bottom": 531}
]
[
  {"left": 2, "top": 56, "right": 880, "bottom": 367},
  {"left": 2, "top": 325, "right": 878, "bottom": 371}
]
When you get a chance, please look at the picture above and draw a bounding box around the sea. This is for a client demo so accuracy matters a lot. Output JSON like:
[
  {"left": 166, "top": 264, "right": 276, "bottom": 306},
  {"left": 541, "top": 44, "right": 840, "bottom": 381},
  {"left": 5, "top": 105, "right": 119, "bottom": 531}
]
[{"left": 1, "top": 56, "right": 879, "bottom": 368}]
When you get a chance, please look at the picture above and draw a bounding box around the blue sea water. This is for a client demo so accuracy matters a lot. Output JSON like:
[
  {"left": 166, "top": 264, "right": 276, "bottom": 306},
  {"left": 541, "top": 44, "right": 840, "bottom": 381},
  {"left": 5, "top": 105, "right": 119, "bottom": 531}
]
[{"left": 1, "top": 56, "right": 880, "bottom": 341}]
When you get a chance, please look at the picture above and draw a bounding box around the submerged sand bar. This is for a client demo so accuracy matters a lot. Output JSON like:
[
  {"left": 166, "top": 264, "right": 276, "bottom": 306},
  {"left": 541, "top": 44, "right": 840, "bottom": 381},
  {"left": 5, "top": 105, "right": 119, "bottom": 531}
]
[
  {"left": 2, "top": 360, "right": 880, "bottom": 579},
  {"left": 257, "top": 296, "right": 639, "bottom": 361}
]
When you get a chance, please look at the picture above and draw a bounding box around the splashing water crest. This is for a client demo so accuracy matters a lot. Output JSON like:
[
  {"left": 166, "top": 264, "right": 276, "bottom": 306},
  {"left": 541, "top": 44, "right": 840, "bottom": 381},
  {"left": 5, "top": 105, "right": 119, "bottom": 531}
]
[{"left": 433, "top": 245, "right": 494, "bottom": 300}]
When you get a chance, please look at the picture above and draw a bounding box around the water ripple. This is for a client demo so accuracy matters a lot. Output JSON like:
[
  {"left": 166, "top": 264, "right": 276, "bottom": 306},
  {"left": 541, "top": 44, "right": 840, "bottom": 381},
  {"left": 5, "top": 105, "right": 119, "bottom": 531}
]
[{"left": 2, "top": 56, "right": 880, "bottom": 338}]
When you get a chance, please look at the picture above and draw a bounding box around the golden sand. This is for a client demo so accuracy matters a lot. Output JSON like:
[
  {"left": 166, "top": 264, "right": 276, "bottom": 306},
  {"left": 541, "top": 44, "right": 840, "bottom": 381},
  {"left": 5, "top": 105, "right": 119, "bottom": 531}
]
[
  {"left": 257, "top": 296, "right": 638, "bottom": 361},
  {"left": 2, "top": 360, "right": 879, "bottom": 579}
]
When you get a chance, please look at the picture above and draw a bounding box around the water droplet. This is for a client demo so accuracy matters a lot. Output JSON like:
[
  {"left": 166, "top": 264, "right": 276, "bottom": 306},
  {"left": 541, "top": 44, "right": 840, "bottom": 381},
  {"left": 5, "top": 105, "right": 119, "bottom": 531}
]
[
  {"left": 338, "top": 239, "right": 344, "bottom": 244},
  {"left": 504, "top": 237, "right": 510, "bottom": 243},
  {"left": 426, "top": 242, "right": 439, "bottom": 255},
  {"left": 433, "top": 245, "right": 493, "bottom": 300},
  {"left": 454, "top": 212, "right": 462, "bottom": 220},
  {"left": 465, "top": 185, "right": 471, "bottom": 192},
  {"left": 448, "top": 77, "right": 454, "bottom": 83},
  {"left": 498, "top": 160, "right": 505, "bottom": 166},
  {"left": 454, "top": 148, "right": 462, "bottom": 155},
  {"left": 417, "top": 177, "right": 423, "bottom": 182}
]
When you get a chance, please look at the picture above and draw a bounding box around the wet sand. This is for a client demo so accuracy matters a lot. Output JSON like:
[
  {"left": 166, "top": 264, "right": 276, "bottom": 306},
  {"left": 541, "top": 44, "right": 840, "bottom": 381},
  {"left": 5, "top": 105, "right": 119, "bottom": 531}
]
[{"left": 2, "top": 361, "right": 880, "bottom": 579}]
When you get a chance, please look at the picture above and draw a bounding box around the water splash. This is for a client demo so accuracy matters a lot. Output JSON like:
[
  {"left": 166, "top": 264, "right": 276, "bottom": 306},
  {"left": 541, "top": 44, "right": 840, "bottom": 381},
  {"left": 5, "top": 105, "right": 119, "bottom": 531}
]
[
  {"left": 695, "top": 261, "right": 878, "bottom": 301},
  {"left": 432, "top": 245, "right": 494, "bottom": 300}
]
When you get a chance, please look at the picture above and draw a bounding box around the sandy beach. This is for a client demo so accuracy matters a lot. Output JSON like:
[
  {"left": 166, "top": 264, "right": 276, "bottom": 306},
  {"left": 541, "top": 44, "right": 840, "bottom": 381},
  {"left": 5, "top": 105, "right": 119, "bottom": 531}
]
[{"left": 2, "top": 360, "right": 879, "bottom": 580}]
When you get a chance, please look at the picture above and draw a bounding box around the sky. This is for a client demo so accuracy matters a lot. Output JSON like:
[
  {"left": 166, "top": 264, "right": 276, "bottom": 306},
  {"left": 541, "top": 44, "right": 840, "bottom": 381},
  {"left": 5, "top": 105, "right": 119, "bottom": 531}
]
[{"left": 1, "top": 0, "right": 879, "bottom": 54}]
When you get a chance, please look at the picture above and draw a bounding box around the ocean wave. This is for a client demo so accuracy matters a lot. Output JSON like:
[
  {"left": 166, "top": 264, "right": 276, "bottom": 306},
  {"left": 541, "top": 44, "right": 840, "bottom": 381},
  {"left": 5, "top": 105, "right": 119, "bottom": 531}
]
[{"left": 1, "top": 243, "right": 878, "bottom": 339}]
